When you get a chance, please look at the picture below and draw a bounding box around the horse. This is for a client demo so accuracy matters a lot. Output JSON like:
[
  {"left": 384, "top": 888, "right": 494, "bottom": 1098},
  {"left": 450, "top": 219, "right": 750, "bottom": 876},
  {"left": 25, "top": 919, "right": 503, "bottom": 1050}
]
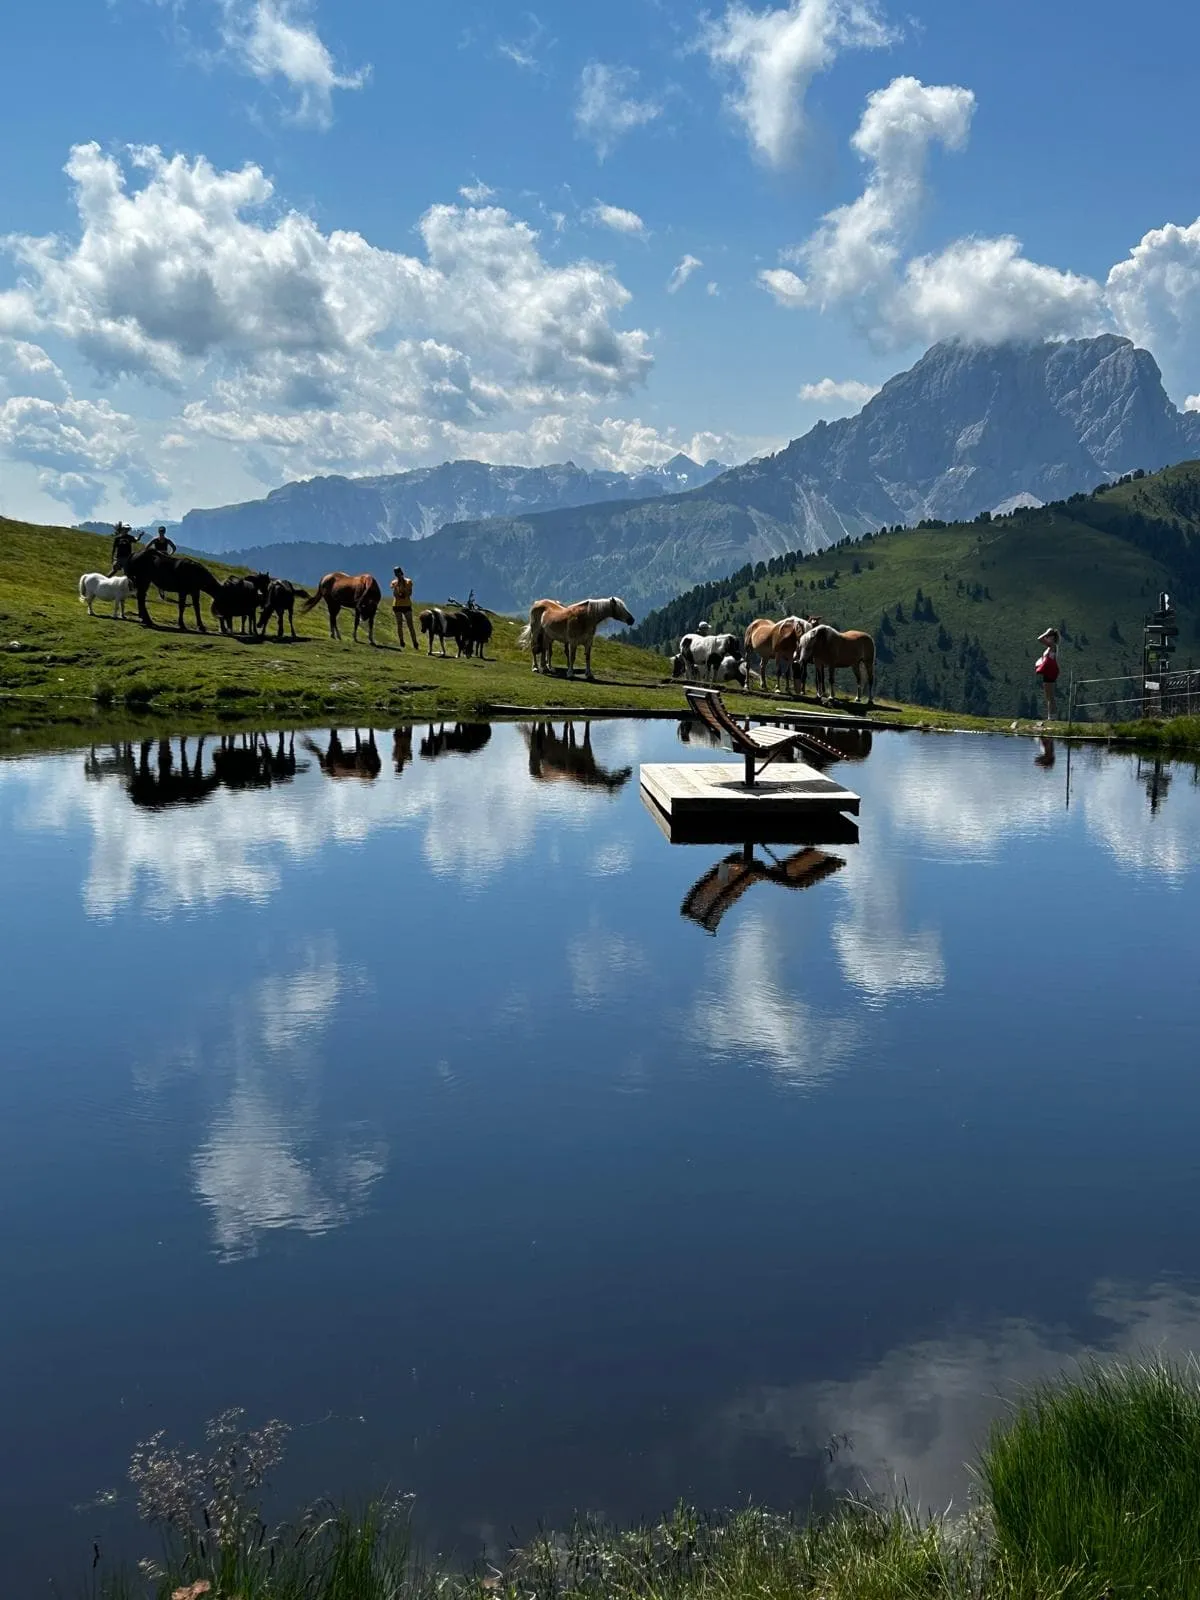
[
  {"left": 520, "top": 597, "right": 560, "bottom": 673},
  {"left": 79, "top": 572, "right": 133, "bottom": 619},
  {"left": 212, "top": 573, "right": 270, "bottom": 635},
  {"left": 523, "top": 722, "right": 633, "bottom": 791},
  {"left": 301, "top": 572, "right": 382, "bottom": 644},
  {"left": 797, "top": 624, "right": 876, "bottom": 705},
  {"left": 518, "top": 596, "right": 634, "bottom": 681},
  {"left": 419, "top": 608, "right": 473, "bottom": 657},
  {"left": 258, "top": 579, "right": 309, "bottom": 639},
  {"left": 301, "top": 730, "right": 381, "bottom": 780},
  {"left": 743, "top": 615, "right": 819, "bottom": 694},
  {"left": 124, "top": 548, "right": 225, "bottom": 631},
  {"left": 457, "top": 607, "right": 493, "bottom": 659},
  {"left": 671, "top": 631, "right": 745, "bottom": 685}
]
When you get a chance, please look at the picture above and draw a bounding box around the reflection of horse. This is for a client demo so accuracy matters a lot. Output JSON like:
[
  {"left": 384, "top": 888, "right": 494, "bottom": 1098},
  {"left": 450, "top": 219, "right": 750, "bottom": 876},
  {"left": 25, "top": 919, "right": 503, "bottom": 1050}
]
[
  {"left": 419, "top": 723, "right": 492, "bottom": 760},
  {"left": 518, "top": 596, "right": 635, "bottom": 680},
  {"left": 85, "top": 733, "right": 305, "bottom": 809},
  {"left": 677, "top": 715, "right": 724, "bottom": 748},
  {"left": 523, "top": 721, "right": 633, "bottom": 791},
  {"left": 124, "top": 549, "right": 225, "bottom": 631},
  {"left": 301, "top": 572, "right": 382, "bottom": 644},
  {"left": 393, "top": 727, "right": 415, "bottom": 776},
  {"left": 127, "top": 737, "right": 221, "bottom": 809},
  {"left": 797, "top": 624, "right": 876, "bottom": 705},
  {"left": 816, "top": 724, "right": 873, "bottom": 762},
  {"left": 681, "top": 845, "right": 846, "bottom": 935},
  {"left": 301, "top": 730, "right": 381, "bottom": 779}
]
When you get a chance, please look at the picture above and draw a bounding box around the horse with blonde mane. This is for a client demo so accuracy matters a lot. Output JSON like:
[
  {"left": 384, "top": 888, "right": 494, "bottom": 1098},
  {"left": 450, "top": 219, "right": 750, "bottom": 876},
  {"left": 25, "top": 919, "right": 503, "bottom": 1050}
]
[
  {"left": 301, "top": 572, "right": 382, "bottom": 645},
  {"left": 744, "top": 615, "right": 817, "bottom": 694},
  {"left": 797, "top": 623, "right": 876, "bottom": 705},
  {"left": 518, "top": 596, "right": 634, "bottom": 680}
]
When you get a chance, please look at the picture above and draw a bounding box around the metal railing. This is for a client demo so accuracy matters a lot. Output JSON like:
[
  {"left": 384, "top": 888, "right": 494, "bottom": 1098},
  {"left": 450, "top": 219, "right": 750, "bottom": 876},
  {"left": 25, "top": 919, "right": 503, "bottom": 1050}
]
[{"left": 1068, "top": 667, "right": 1200, "bottom": 725}]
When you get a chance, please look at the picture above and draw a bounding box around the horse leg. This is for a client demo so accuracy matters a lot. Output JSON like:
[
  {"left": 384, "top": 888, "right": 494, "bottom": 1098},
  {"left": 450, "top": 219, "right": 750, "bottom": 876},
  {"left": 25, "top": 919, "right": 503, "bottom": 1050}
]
[
  {"left": 177, "top": 591, "right": 188, "bottom": 631},
  {"left": 585, "top": 637, "right": 595, "bottom": 681},
  {"left": 328, "top": 601, "right": 339, "bottom": 640},
  {"left": 367, "top": 610, "right": 377, "bottom": 647},
  {"left": 86, "top": 596, "right": 95, "bottom": 615},
  {"left": 193, "top": 590, "right": 206, "bottom": 632}
]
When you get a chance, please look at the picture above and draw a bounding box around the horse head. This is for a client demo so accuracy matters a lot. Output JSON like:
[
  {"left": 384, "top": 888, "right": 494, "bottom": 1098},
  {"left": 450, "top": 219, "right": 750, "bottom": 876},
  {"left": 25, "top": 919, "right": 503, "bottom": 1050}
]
[{"left": 610, "top": 597, "right": 635, "bottom": 627}]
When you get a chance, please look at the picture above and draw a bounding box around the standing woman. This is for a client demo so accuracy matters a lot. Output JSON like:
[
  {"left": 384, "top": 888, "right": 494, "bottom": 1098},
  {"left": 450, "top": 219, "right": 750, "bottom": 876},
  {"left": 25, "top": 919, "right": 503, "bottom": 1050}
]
[
  {"left": 391, "top": 565, "right": 418, "bottom": 648},
  {"left": 1035, "top": 627, "right": 1060, "bottom": 722}
]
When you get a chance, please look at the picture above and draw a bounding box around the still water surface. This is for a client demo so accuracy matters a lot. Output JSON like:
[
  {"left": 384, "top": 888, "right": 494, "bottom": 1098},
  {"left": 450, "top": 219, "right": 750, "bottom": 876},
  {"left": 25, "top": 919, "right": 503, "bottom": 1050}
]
[{"left": 1, "top": 721, "right": 1198, "bottom": 1586}]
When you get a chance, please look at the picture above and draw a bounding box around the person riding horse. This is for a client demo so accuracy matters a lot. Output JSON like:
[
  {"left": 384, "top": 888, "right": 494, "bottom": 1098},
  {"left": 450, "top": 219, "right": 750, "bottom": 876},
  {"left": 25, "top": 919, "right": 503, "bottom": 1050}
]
[
  {"left": 147, "top": 526, "right": 177, "bottom": 557},
  {"left": 109, "top": 522, "right": 137, "bottom": 575}
]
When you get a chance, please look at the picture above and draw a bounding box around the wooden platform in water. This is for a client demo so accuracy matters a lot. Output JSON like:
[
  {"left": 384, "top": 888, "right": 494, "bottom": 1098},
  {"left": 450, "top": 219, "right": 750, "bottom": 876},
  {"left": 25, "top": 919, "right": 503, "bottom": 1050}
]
[{"left": 640, "top": 761, "right": 860, "bottom": 845}]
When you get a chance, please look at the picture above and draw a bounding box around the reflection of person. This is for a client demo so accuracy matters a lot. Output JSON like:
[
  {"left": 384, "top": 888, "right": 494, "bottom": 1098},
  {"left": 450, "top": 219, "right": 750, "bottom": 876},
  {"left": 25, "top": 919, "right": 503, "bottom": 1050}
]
[
  {"left": 1034, "top": 736, "right": 1056, "bottom": 769},
  {"left": 1035, "top": 627, "right": 1060, "bottom": 721},
  {"left": 390, "top": 566, "right": 418, "bottom": 648}
]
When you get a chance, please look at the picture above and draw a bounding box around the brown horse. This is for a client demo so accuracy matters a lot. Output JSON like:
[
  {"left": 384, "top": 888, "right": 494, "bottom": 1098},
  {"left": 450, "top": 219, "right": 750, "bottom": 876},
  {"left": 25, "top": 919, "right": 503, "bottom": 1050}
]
[
  {"left": 744, "top": 616, "right": 816, "bottom": 694},
  {"left": 521, "top": 597, "right": 560, "bottom": 674},
  {"left": 797, "top": 624, "right": 876, "bottom": 705},
  {"left": 517, "top": 596, "right": 634, "bottom": 681},
  {"left": 523, "top": 721, "right": 633, "bottom": 791},
  {"left": 301, "top": 572, "right": 382, "bottom": 644}
]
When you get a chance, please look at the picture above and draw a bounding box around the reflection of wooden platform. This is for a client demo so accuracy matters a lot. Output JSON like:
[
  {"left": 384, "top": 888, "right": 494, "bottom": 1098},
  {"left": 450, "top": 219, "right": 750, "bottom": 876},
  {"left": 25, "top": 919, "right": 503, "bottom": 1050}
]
[{"left": 640, "top": 761, "right": 860, "bottom": 845}]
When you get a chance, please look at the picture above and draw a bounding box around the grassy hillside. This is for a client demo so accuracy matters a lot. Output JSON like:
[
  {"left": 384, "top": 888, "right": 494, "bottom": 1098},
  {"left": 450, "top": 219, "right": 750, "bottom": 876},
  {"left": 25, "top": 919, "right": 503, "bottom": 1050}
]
[
  {"left": 631, "top": 463, "right": 1200, "bottom": 720},
  {"left": 0, "top": 517, "right": 692, "bottom": 736}
]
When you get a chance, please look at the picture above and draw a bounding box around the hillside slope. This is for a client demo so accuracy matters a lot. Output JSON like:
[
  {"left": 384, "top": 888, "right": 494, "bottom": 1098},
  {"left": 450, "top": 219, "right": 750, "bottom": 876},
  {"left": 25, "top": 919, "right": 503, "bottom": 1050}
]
[
  {"left": 212, "top": 337, "right": 1200, "bottom": 613},
  {"left": 630, "top": 464, "right": 1200, "bottom": 719}
]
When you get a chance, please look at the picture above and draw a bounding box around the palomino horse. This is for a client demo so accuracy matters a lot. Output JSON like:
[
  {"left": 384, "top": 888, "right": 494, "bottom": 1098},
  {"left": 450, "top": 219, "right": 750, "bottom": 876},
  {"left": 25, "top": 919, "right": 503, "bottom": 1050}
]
[
  {"left": 517, "top": 596, "right": 634, "bottom": 681},
  {"left": 301, "top": 572, "right": 382, "bottom": 644},
  {"left": 743, "top": 616, "right": 815, "bottom": 694},
  {"left": 797, "top": 624, "right": 876, "bottom": 705},
  {"left": 521, "top": 598, "right": 560, "bottom": 674}
]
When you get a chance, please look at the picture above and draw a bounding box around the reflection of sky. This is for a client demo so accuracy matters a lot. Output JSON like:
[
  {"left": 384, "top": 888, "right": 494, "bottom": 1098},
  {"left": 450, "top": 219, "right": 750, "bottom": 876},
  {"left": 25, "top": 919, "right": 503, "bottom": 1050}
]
[
  {"left": 3, "top": 722, "right": 1200, "bottom": 1586},
  {"left": 722, "top": 1279, "right": 1200, "bottom": 1513}
]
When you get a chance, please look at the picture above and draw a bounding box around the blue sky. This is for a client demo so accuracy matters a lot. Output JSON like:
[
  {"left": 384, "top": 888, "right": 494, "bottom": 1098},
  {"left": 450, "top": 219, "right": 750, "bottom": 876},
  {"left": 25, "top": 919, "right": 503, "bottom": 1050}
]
[{"left": 2, "top": 0, "right": 1200, "bottom": 523}]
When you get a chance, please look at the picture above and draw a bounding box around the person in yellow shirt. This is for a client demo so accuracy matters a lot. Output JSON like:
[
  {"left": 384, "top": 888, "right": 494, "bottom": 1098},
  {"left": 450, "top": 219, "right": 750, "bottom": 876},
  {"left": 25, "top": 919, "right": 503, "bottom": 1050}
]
[{"left": 390, "top": 565, "right": 418, "bottom": 648}]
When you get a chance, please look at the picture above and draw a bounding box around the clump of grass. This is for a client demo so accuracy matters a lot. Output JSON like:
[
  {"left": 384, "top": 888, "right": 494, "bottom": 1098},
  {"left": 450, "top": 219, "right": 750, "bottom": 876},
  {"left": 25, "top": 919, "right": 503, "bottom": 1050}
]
[{"left": 982, "top": 1358, "right": 1200, "bottom": 1598}]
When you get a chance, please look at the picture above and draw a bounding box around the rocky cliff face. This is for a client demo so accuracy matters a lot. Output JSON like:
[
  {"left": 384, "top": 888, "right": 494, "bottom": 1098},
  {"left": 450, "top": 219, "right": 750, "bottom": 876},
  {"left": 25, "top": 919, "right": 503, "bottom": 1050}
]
[
  {"left": 175, "top": 454, "right": 726, "bottom": 553},
  {"left": 712, "top": 335, "right": 1200, "bottom": 548}
]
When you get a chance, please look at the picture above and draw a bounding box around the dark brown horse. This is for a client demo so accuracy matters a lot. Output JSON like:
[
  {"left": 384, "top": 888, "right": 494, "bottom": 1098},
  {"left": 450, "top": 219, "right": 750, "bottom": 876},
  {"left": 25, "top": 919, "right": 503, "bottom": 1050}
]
[
  {"left": 258, "top": 578, "right": 310, "bottom": 639},
  {"left": 124, "top": 548, "right": 225, "bottom": 631},
  {"left": 301, "top": 729, "right": 382, "bottom": 780},
  {"left": 301, "top": 572, "right": 382, "bottom": 644}
]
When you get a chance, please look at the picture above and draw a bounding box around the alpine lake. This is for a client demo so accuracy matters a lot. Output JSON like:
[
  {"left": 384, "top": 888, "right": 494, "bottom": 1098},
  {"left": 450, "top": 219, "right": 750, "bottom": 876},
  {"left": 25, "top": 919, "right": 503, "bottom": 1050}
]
[{"left": 1, "top": 716, "right": 1198, "bottom": 1589}]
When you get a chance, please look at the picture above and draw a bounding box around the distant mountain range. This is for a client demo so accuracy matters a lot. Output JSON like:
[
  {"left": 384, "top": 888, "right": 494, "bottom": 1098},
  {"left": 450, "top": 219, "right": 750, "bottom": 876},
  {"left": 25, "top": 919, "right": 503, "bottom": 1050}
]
[
  {"left": 147, "top": 454, "right": 725, "bottom": 554},
  {"left": 204, "top": 336, "right": 1200, "bottom": 616}
]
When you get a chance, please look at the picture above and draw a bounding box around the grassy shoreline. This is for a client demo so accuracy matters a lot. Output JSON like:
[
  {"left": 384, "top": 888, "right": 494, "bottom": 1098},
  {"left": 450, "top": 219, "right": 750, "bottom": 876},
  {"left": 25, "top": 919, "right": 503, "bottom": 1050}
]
[
  {"left": 88, "top": 1361, "right": 1200, "bottom": 1600},
  {"left": 4, "top": 518, "right": 1199, "bottom": 759}
]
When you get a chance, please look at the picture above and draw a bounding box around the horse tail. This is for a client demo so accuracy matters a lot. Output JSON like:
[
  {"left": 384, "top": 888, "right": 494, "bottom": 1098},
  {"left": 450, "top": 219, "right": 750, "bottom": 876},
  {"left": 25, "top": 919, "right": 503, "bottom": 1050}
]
[
  {"left": 517, "top": 624, "right": 533, "bottom": 651},
  {"left": 292, "top": 587, "right": 310, "bottom": 600},
  {"left": 300, "top": 576, "right": 329, "bottom": 614},
  {"left": 78, "top": 575, "right": 88, "bottom": 602}
]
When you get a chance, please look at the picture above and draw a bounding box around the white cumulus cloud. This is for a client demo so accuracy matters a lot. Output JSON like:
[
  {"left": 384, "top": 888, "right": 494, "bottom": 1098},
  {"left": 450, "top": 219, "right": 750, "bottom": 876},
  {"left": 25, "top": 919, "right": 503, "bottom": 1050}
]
[
  {"left": 798, "top": 376, "right": 878, "bottom": 406},
  {"left": 219, "top": 0, "right": 368, "bottom": 128},
  {"left": 575, "top": 63, "right": 662, "bottom": 160},
  {"left": 700, "top": 0, "right": 895, "bottom": 168},
  {"left": 667, "top": 254, "right": 704, "bottom": 293},
  {"left": 585, "top": 201, "right": 647, "bottom": 235},
  {"left": 1105, "top": 218, "right": 1200, "bottom": 397},
  {"left": 459, "top": 180, "right": 495, "bottom": 204}
]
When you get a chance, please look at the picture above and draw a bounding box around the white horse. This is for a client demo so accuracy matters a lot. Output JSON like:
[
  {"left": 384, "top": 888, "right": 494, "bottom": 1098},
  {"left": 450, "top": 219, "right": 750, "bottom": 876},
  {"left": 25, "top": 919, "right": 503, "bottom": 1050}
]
[{"left": 79, "top": 572, "right": 133, "bottom": 618}]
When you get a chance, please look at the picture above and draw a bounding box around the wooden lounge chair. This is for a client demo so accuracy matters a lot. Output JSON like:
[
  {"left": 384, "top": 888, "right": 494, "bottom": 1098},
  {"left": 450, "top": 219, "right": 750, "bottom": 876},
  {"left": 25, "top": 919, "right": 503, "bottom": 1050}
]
[{"left": 684, "top": 687, "right": 836, "bottom": 784}]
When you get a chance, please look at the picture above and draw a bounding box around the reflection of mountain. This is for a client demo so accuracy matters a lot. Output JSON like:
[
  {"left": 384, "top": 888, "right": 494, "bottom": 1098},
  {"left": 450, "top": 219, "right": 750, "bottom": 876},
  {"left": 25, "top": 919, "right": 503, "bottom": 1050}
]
[
  {"left": 84, "top": 733, "right": 304, "bottom": 810},
  {"left": 419, "top": 722, "right": 492, "bottom": 760},
  {"left": 721, "top": 1279, "right": 1200, "bottom": 1513},
  {"left": 523, "top": 721, "right": 633, "bottom": 792},
  {"left": 682, "top": 846, "right": 845, "bottom": 935}
]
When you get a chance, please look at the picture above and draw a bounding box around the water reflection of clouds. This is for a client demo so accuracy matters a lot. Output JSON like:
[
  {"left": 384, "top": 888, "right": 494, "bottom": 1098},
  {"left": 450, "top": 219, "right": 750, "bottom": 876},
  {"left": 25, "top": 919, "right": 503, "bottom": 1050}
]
[
  {"left": 0, "top": 729, "right": 622, "bottom": 914},
  {"left": 144, "top": 944, "right": 386, "bottom": 1260},
  {"left": 1076, "top": 751, "right": 1200, "bottom": 883},
  {"left": 721, "top": 1279, "right": 1200, "bottom": 1511},
  {"left": 692, "top": 916, "right": 859, "bottom": 1091}
]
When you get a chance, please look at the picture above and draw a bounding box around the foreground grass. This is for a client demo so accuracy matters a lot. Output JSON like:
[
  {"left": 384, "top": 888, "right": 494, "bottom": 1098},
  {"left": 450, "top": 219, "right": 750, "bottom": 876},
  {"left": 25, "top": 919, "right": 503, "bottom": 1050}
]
[{"left": 88, "top": 1363, "right": 1200, "bottom": 1600}]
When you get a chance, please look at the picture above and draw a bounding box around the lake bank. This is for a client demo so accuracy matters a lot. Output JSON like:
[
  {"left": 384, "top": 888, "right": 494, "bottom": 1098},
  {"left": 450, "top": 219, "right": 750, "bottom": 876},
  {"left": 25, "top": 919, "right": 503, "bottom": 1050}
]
[{"left": 91, "top": 1361, "right": 1200, "bottom": 1600}]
